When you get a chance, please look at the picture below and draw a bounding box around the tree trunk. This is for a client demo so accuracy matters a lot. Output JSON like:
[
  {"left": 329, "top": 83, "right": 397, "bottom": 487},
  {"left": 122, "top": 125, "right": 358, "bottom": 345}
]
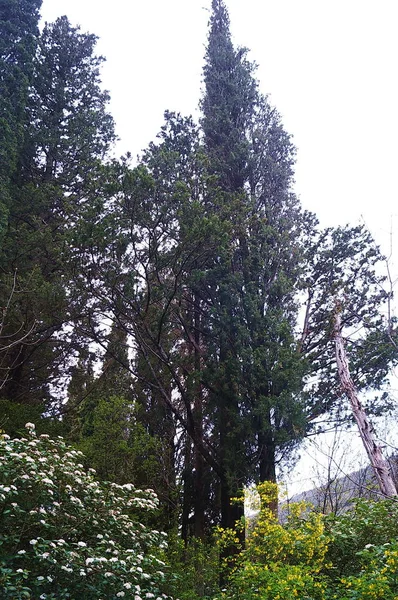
[
  {"left": 181, "top": 434, "right": 193, "bottom": 544},
  {"left": 259, "top": 432, "right": 276, "bottom": 483},
  {"left": 334, "top": 306, "right": 397, "bottom": 498},
  {"left": 219, "top": 474, "right": 244, "bottom": 586},
  {"left": 258, "top": 430, "right": 278, "bottom": 514}
]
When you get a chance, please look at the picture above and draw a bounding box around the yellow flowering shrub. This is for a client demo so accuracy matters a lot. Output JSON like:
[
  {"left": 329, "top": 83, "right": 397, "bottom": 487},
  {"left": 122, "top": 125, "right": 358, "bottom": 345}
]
[
  {"left": 214, "top": 482, "right": 329, "bottom": 600},
  {"left": 245, "top": 483, "right": 328, "bottom": 571}
]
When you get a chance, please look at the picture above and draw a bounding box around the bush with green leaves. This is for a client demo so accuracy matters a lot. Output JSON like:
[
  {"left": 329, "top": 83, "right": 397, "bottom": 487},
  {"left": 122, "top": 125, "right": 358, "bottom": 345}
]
[
  {"left": 324, "top": 497, "right": 398, "bottom": 599},
  {"left": 325, "top": 496, "right": 398, "bottom": 580},
  {"left": 336, "top": 541, "right": 398, "bottom": 600},
  {"left": 0, "top": 424, "right": 172, "bottom": 599}
]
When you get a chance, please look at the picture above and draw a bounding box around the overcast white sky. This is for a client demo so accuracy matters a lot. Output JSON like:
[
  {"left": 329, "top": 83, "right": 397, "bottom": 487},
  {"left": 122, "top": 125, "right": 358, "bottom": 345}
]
[
  {"left": 40, "top": 0, "right": 398, "bottom": 491},
  {"left": 40, "top": 0, "right": 397, "bottom": 243}
]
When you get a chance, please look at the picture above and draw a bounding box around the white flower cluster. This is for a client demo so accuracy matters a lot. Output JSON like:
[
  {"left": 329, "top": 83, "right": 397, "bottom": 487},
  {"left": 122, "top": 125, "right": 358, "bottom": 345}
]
[{"left": 0, "top": 425, "right": 174, "bottom": 599}]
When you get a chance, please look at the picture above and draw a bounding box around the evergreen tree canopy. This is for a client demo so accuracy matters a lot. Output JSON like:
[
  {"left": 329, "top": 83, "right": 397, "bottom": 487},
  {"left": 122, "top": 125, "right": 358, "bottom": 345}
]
[
  {"left": 71, "top": 0, "right": 396, "bottom": 539},
  {"left": 0, "top": 0, "right": 42, "bottom": 242},
  {"left": 1, "top": 0, "right": 395, "bottom": 548},
  {"left": 0, "top": 13, "right": 115, "bottom": 409}
]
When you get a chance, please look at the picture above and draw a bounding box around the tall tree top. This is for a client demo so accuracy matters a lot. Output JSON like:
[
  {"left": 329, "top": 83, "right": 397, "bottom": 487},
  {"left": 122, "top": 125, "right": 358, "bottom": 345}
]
[
  {"left": 0, "top": 0, "right": 42, "bottom": 241},
  {"left": 209, "top": 0, "right": 232, "bottom": 41},
  {"left": 0, "top": 0, "right": 42, "bottom": 78},
  {"left": 0, "top": 0, "right": 42, "bottom": 131},
  {"left": 24, "top": 15, "right": 116, "bottom": 190},
  {"left": 201, "top": 0, "right": 257, "bottom": 192}
]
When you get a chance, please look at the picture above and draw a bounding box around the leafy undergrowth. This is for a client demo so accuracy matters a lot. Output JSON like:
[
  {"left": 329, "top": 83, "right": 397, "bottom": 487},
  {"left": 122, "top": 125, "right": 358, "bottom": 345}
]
[
  {"left": 2, "top": 428, "right": 398, "bottom": 600},
  {"left": 0, "top": 424, "right": 171, "bottom": 599}
]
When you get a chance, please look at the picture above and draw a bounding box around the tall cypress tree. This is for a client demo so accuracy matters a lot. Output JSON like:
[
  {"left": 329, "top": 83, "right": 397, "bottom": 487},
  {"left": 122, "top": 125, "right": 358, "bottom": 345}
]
[
  {"left": 0, "top": 15, "right": 115, "bottom": 408},
  {"left": 201, "top": 0, "right": 256, "bottom": 192},
  {"left": 87, "top": 0, "right": 308, "bottom": 536},
  {"left": 199, "top": 0, "right": 306, "bottom": 528}
]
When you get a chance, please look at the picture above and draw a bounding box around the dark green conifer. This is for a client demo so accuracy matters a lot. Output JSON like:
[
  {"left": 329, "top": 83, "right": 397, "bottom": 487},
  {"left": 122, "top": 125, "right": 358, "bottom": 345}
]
[
  {"left": 200, "top": 0, "right": 307, "bottom": 529},
  {"left": 0, "top": 0, "right": 42, "bottom": 226},
  {"left": 0, "top": 15, "right": 115, "bottom": 408}
]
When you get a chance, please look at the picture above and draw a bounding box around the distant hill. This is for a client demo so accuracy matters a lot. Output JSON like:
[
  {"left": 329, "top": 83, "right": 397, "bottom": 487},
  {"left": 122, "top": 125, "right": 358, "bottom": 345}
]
[{"left": 284, "top": 456, "right": 398, "bottom": 515}]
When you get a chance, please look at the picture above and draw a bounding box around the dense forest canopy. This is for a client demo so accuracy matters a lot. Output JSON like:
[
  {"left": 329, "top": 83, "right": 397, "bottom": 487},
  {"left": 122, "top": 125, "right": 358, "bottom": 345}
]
[{"left": 1, "top": 1, "right": 397, "bottom": 598}]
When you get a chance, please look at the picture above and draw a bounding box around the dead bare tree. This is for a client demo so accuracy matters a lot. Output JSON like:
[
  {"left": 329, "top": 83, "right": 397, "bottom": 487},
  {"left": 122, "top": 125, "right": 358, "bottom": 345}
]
[{"left": 334, "top": 301, "right": 397, "bottom": 498}]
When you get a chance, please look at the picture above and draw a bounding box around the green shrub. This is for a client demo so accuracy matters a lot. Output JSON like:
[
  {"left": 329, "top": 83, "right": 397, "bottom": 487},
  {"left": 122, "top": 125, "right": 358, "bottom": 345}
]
[
  {"left": 167, "top": 535, "right": 220, "bottom": 600},
  {"left": 0, "top": 424, "right": 172, "bottom": 599},
  {"left": 336, "top": 541, "right": 398, "bottom": 600},
  {"left": 325, "top": 497, "right": 398, "bottom": 580}
]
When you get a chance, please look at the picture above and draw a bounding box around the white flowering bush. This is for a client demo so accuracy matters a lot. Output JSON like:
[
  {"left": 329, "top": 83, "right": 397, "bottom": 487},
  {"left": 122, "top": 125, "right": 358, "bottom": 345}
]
[{"left": 0, "top": 424, "right": 173, "bottom": 600}]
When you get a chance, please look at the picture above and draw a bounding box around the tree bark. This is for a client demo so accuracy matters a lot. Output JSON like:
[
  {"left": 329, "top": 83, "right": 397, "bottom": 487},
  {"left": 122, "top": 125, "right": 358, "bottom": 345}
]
[
  {"left": 334, "top": 306, "right": 397, "bottom": 498},
  {"left": 192, "top": 290, "right": 206, "bottom": 539}
]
